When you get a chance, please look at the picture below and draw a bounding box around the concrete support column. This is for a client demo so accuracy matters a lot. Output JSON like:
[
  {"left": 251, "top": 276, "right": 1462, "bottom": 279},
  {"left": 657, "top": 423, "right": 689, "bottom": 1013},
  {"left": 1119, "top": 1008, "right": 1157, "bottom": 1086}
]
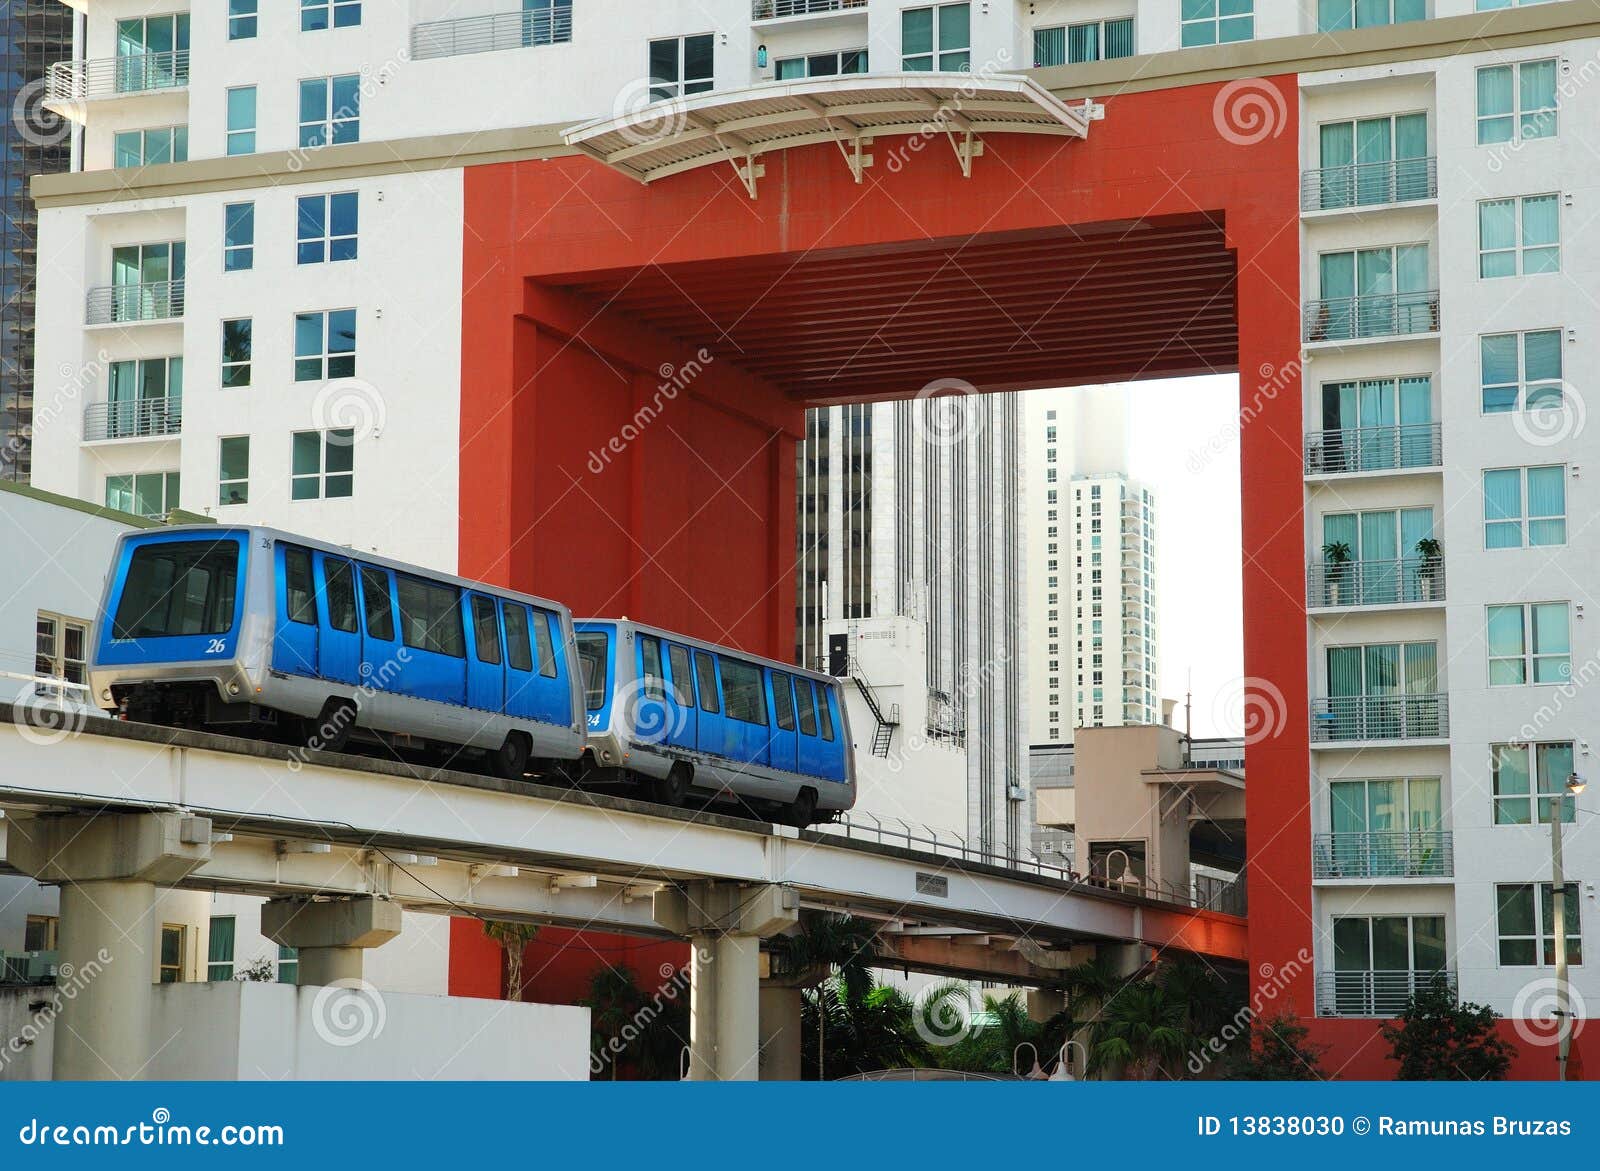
[
  {"left": 5, "top": 812, "right": 212, "bottom": 1081},
  {"left": 260, "top": 896, "right": 402, "bottom": 987},
  {"left": 656, "top": 882, "right": 799, "bottom": 1081},
  {"left": 759, "top": 985, "right": 804, "bottom": 1081}
]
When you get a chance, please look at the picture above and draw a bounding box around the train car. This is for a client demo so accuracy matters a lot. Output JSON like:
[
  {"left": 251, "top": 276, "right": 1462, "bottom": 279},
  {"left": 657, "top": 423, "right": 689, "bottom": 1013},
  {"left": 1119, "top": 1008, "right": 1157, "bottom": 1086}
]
[
  {"left": 88, "top": 525, "right": 585, "bottom": 778},
  {"left": 574, "top": 618, "right": 856, "bottom": 826}
]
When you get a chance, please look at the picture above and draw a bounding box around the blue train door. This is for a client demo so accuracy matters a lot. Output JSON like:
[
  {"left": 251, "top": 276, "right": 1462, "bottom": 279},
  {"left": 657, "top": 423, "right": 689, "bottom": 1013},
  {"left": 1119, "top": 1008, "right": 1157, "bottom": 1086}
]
[
  {"left": 794, "top": 677, "right": 821, "bottom": 775},
  {"left": 273, "top": 545, "right": 318, "bottom": 675},
  {"left": 500, "top": 601, "right": 539, "bottom": 721},
  {"left": 635, "top": 634, "right": 671, "bottom": 746},
  {"left": 316, "top": 554, "right": 361, "bottom": 685},
  {"left": 531, "top": 609, "right": 569, "bottom": 725},
  {"left": 665, "top": 643, "right": 697, "bottom": 751},
  {"left": 356, "top": 565, "right": 400, "bottom": 690},
  {"left": 692, "top": 649, "right": 723, "bottom": 755},
  {"left": 466, "top": 594, "right": 505, "bottom": 714},
  {"left": 767, "top": 670, "right": 798, "bottom": 773}
]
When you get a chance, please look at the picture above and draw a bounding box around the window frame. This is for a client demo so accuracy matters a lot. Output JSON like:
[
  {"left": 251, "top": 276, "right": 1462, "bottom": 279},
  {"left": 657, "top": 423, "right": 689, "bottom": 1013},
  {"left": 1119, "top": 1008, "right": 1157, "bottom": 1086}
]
[
  {"left": 35, "top": 611, "right": 89, "bottom": 684},
  {"left": 648, "top": 34, "right": 714, "bottom": 101},
  {"left": 1478, "top": 193, "right": 1561, "bottom": 278},
  {"left": 1491, "top": 741, "right": 1576, "bottom": 826},
  {"left": 1486, "top": 601, "right": 1571, "bottom": 686},
  {"left": 290, "top": 427, "right": 355, "bottom": 500},
  {"left": 1180, "top": 0, "right": 1254, "bottom": 48},
  {"left": 1476, "top": 58, "right": 1558, "bottom": 146},
  {"left": 218, "top": 435, "right": 250, "bottom": 506},
  {"left": 298, "top": 74, "right": 361, "bottom": 149},
  {"left": 301, "top": 0, "right": 361, "bottom": 32},
  {"left": 293, "top": 307, "right": 357, "bottom": 381},
  {"left": 1479, "top": 328, "right": 1563, "bottom": 415},
  {"left": 221, "top": 317, "right": 252, "bottom": 388},
  {"left": 228, "top": 0, "right": 258, "bottom": 40},
  {"left": 296, "top": 191, "right": 359, "bottom": 265},
  {"left": 225, "top": 85, "right": 256, "bottom": 156},
  {"left": 1483, "top": 464, "right": 1565, "bottom": 549},
  {"left": 1496, "top": 881, "right": 1582, "bottom": 967},
  {"left": 901, "top": 3, "right": 971, "bottom": 72},
  {"left": 223, "top": 202, "right": 254, "bottom": 272}
]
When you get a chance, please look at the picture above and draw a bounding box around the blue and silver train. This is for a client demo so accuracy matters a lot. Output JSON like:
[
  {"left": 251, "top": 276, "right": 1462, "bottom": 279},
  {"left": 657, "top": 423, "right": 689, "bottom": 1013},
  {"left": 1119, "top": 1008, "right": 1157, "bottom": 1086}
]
[
  {"left": 574, "top": 620, "right": 854, "bottom": 827},
  {"left": 88, "top": 526, "right": 856, "bottom": 825}
]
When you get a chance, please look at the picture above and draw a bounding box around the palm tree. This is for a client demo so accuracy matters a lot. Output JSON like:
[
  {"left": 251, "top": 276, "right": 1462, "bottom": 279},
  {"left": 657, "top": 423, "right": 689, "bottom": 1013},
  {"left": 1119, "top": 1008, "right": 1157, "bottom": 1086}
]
[
  {"left": 1089, "top": 980, "right": 1193, "bottom": 1080},
  {"left": 779, "top": 912, "right": 886, "bottom": 1078},
  {"left": 580, "top": 965, "right": 689, "bottom": 1081},
  {"left": 481, "top": 919, "right": 540, "bottom": 1002},
  {"left": 801, "top": 975, "right": 927, "bottom": 1078}
]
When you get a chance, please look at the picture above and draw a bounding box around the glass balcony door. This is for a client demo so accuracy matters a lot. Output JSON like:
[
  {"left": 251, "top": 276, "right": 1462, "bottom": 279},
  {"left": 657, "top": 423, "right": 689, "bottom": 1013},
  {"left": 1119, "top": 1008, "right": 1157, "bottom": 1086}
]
[
  {"left": 1332, "top": 914, "right": 1446, "bottom": 1015},
  {"left": 1329, "top": 778, "right": 1441, "bottom": 876},
  {"left": 111, "top": 241, "right": 185, "bottom": 321},
  {"left": 115, "top": 14, "right": 190, "bottom": 94},
  {"left": 1318, "top": 113, "right": 1427, "bottom": 209},
  {"left": 1326, "top": 642, "right": 1438, "bottom": 739},
  {"left": 1322, "top": 507, "right": 1433, "bottom": 604},
  {"left": 1317, "top": 244, "right": 1431, "bottom": 339}
]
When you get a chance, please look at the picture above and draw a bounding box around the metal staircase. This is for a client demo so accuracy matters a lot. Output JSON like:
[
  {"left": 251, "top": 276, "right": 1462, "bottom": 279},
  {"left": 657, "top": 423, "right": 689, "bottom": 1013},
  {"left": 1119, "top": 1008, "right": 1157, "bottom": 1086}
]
[{"left": 848, "top": 667, "right": 900, "bottom": 759}]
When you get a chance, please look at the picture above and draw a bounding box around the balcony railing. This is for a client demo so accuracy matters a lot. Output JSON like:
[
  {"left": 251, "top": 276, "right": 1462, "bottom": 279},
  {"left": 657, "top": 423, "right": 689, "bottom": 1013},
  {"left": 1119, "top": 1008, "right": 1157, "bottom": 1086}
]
[
  {"left": 1316, "top": 969, "right": 1455, "bottom": 1017},
  {"left": 1304, "top": 291, "right": 1439, "bottom": 344},
  {"left": 1301, "top": 157, "right": 1438, "bottom": 212},
  {"left": 1305, "top": 423, "right": 1441, "bottom": 475},
  {"left": 47, "top": 51, "right": 189, "bottom": 102},
  {"left": 1311, "top": 694, "right": 1447, "bottom": 743},
  {"left": 1309, "top": 557, "right": 1444, "bottom": 608},
  {"left": 410, "top": 6, "right": 573, "bottom": 60},
  {"left": 83, "top": 396, "right": 182, "bottom": 442},
  {"left": 753, "top": 0, "right": 868, "bottom": 18},
  {"left": 85, "top": 279, "right": 185, "bottom": 326},
  {"left": 1312, "top": 831, "right": 1453, "bottom": 880}
]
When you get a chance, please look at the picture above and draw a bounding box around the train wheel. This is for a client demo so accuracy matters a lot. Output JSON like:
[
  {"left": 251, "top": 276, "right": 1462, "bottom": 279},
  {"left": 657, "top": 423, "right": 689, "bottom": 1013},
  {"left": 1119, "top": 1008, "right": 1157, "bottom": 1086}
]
[
  {"left": 649, "top": 764, "right": 690, "bottom": 808},
  {"left": 489, "top": 733, "right": 531, "bottom": 780},
  {"left": 785, "top": 787, "right": 818, "bottom": 829}
]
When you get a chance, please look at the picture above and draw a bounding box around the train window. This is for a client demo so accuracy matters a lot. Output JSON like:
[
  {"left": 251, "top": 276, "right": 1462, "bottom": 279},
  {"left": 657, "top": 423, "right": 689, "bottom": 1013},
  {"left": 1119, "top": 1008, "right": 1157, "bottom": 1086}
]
[
  {"left": 795, "top": 678, "right": 818, "bottom": 736},
  {"left": 770, "top": 671, "right": 796, "bottom": 731},
  {"left": 533, "top": 610, "right": 558, "bottom": 678},
  {"left": 503, "top": 604, "right": 533, "bottom": 672},
  {"left": 113, "top": 539, "right": 240, "bottom": 640},
  {"left": 324, "top": 560, "right": 358, "bottom": 633},
  {"left": 693, "top": 650, "right": 720, "bottom": 713},
  {"left": 396, "top": 576, "right": 465, "bottom": 657},
  {"left": 576, "top": 632, "right": 608, "bottom": 711},
  {"left": 817, "top": 684, "right": 836, "bottom": 741},
  {"left": 667, "top": 645, "right": 694, "bottom": 707},
  {"left": 284, "top": 547, "right": 316, "bottom": 625},
  {"left": 639, "top": 636, "right": 665, "bottom": 699},
  {"left": 359, "top": 567, "right": 395, "bottom": 641},
  {"left": 721, "top": 658, "right": 767, "bottom": 725},
  {"left": 470, "top": 596, "right": 501, "bottom": 665}
]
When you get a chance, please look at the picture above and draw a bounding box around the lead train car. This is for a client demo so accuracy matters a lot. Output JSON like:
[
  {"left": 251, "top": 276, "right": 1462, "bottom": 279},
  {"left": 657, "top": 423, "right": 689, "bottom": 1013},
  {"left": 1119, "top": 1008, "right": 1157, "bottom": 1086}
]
[
  {"left": 89, "top": 525, "right": 585, "bottom": 777},
  {"left": 575, "top": 619, "right": 856, "bottom": 826}
]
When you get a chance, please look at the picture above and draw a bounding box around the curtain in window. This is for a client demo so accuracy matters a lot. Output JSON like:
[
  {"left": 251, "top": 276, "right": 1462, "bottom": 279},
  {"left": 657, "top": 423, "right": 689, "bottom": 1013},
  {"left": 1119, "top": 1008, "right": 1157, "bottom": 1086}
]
[
  {"left": 1487, "top": 606, "right": 1526, "bottom": 684},
  {"left": 1523, "top": 330, "right": 1562, "bottom": 409},
  {"left": 1521, "top": 195, "right": 1560, "bottom": 273},
  {"left": 1494, "top": 744, "right": 1531, "bottom": 824},
  {"left": 1410, "top": 915, "right": 1446, "bottom": 972},
  {"left": 1357, "top": 248, "right": 1394, "bottom": 337},
  {"left": 1400, "top": 508, "right": 1432, "bottom": 600},
  {"left": 1104, "top": 18, "right": 1134, "bottom": 59},
  {"left": 1408, "top": 778, "right": 1441, "bottom": 831},
  {"left": 1067, "top": 23, "right": 1098, "bottom": 63},
  {"left": 1480, "top": 198, "right": 1518, "bottom": 277},
  {"left": 1481, "top": 333, "right": 1521, "bottom": 412},
  {"left": 1520, "top": 59, "right": 1556, "bottom": 137},
  {"left": 1531, "top": 603, "right": 1569, "bottom": 683},
  {"left": 1330, "top": 782, "right": 1366, "bottom": 834},
  {"left": 1536, "top": 743, "right": 1576, "bottom": 824},
  {"left": 1355, "top": 117, "right": 1392, "bottom": 205},
  {"left": 1478, "top": 65, "right": 1514, "bottom": 144},
  {"left": 208, "top": 917, "right": 235, "bottom": 980},
  {"left": 1393, "top": 113, "right": 1428, "bottom": 200},
  {"left": 1318, "top": 0, "right": 1353, "bottom": 32},
  {"left": 1398, "top": 376, "right": 1432, "bottom": 466},
  {"left": 1319, "top": 253, "right": 1355, "bottom": 339},
  {"left": 1358, "top": 379, "right": 1395, "bottom": 469},
  {"left": 1319, "top": 122, "right": 1355, "bottom": 209},
  {"left": 1033, "top": 26, "right": 1065, "bottom": 67},
  {"left": 1359, "top": 511, "right": 1397, "bottom": 603},
  {"left": 1526, "top": 465, "right": 1565, "bottom": 546},
  {"left": 1403, "top": 642, "right": 1437, "bottom": 735}
]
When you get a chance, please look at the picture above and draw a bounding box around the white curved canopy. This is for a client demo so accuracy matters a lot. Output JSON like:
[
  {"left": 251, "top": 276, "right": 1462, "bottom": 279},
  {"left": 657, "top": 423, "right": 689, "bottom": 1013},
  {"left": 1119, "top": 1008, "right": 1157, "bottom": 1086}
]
[{"left": 562, "top": 73, "right": 1096, "bottom": 197}]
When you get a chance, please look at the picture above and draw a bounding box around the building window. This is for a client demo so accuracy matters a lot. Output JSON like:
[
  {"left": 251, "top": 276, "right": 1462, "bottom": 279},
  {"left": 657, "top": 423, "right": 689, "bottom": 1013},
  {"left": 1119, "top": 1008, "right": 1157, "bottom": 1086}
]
[
  {"left": 1480, "top": 328, "right": 1562, "bottom": 414},
  {"left": 224, "top": 202, "right": 254, "bottom": 272},
  {"left": 302, "top": 0, "right": 360, "bottom": 31},
  {"left": 1479, "top": 195, "right": 1559, "bottom": 278},
  {"left": 1033, "top": 18, "right": 1135, "bottom": 65},
  {"left": 1317, "top": 0, "right": 1424, "bottom": 31},
  {"left": 292, "top": 429, "right": 355, "bottom": 500},
  {"left": 105, "top": 472, "right": 180, "bottom": 519},
  {"left": 1491, "top": 742, "right": 1576, "bottom": 826},
  {"left": 294, "top": 309, "right": 357, "bottom": 380},
  {"left": 159, "top": 924, "right": 186, "bottom": 983},
  {"left": 104, "top": 356, "right": 182, "bottom": 438},
  {"left": 299, "top": 75, "right": 361, "bottom": 148},
  {"left": 113, "top": 126, "right": 188, "bottom": 167},
  {"left": 1497, "top": 883, "right": 1581, "bottom": 966},
  {"left": 226, "top": 85, "right": 256, "bottom": 156},
  {"left": 1180, "top": 0, "right": 1253, "bottom": 47},
  {"left": 902, "top": 4, "right": 970, "bottom": 71},
  {"left": 775, "top": 49, "right": 867, "bottom": 79},
  {"left": 1487, "top": 602, "right": 1570, "bottom": 685},
  {"left": 277, "top": 945, "right": 299, "bottom": 984},
  {"left": 36, "top": 613, "right": 88, "bottom": 684},
  {"left": 24, "top": 915, "right": 58, "bottom": 952},
  {"left": 221, "top": 318, "right": 252, "bottom": 388},
  {"left": 1477, "top": 59, "right": 1557, "bottom": 145},
  {"left": 296, "top": 192, "right": 358, "bottom": 264},
  {"left": 208, "top": 916, "right": 236, "bottom": 981},
  {"left": 219, "top": 436, "right": 250, "bottom": 506},
  {"left": 1483, "top": 465, "right": 1565, "bottom": 548},
  {"left": 228, "top": 0, "right": 258, "bottom": 40},
  {"left": 648, "top": 34, "right": 713, "bottom": 100}
]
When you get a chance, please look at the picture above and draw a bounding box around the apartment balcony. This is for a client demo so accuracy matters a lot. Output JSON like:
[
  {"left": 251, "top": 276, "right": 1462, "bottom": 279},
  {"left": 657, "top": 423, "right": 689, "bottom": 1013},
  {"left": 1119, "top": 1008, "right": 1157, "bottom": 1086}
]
[
  {"left": 1301, "top": 157, "right": 1438, "bottom": 215},
  {"left": 1305, "top": 423, "right": 1441, "bottom": 477},
  {"left": 1308, "top": 557, "right": 1444, "bottom": 609},
  {"left": 1310, "top": 694, "right": 1447, "bottom": 745},
  {"left": 752, "top": 0, "right": 868, "bottom": 25},
  {"left": 85, "top": 279, "right": 185, "bottom": 326},
  {"left": 410, "top": 5, "right": 573, "bottom": 61},
  {"left": 1303, "top": 292, "right": 1439, "bottom": 345},
  {"left": 1316, "top": 969, "right": 1456, "bottom": 1018},
  {"left": 1312, "top": 831, "right": 1453, "bottom": 880},
  {"left": 83, "top": 396, "right": 182, "bottom": 443},
  {"left": 46, "top": 51, "right": 189, "bottom": 105}
]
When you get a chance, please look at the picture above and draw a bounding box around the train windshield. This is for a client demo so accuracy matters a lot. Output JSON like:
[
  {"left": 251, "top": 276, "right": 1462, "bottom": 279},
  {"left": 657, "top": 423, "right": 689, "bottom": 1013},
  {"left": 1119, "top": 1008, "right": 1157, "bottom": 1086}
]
[
  {"left": 112, "top": 539, "right": 241, "bottom": 640},
  {"left": 575, "top": 632, "right": 609, "bottom": 711}
]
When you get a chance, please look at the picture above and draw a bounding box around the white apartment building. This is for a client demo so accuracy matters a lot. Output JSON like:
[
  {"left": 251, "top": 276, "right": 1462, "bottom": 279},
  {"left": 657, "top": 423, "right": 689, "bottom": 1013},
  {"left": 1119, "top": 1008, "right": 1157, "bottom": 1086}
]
[{"left": 1024, "top": 385, "right": 1158, "bottom": 743}]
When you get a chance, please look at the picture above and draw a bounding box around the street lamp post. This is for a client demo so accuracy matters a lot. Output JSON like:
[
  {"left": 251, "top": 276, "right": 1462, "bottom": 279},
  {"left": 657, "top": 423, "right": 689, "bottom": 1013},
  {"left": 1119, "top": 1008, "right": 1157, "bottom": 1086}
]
[{"left": 1554, "top": 772, "right": 1587, "bottom": 1081}]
